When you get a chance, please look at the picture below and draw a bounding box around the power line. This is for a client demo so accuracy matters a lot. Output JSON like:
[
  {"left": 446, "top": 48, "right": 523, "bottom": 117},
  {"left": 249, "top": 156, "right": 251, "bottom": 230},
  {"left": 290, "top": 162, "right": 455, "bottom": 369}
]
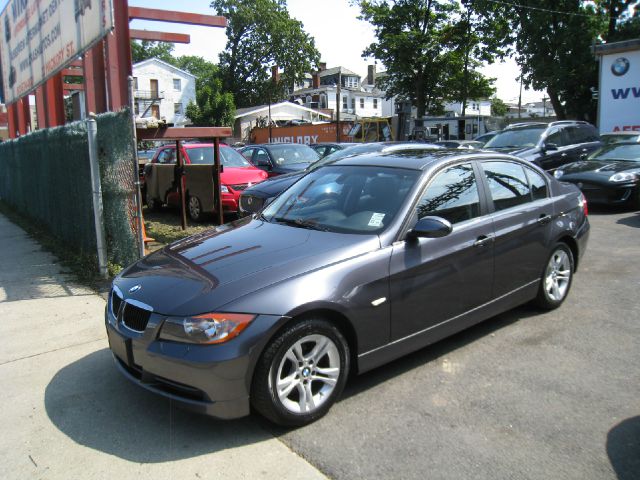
[{"left": 480, "top": 0, "right": 602, "bottom": 19}]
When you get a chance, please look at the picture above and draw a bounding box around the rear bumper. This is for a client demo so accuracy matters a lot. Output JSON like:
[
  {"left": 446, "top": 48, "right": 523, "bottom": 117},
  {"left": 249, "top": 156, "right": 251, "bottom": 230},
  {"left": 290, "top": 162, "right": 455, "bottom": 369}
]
[{"left": 105, "top": 304, "right": 283, "bottom": 419}]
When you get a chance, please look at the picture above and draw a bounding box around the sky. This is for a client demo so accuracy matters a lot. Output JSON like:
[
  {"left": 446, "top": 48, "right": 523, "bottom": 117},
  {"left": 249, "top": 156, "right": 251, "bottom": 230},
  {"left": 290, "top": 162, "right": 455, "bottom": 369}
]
[{"left": 1, "top": 0, "right": 544, "bottom": 104}]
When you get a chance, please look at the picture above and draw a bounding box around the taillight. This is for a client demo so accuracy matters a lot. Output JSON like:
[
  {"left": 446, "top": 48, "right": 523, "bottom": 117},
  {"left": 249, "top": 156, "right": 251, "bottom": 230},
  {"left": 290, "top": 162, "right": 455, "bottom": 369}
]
[{"left": 580, "top": 193, "right": 588, "bottom": 216}]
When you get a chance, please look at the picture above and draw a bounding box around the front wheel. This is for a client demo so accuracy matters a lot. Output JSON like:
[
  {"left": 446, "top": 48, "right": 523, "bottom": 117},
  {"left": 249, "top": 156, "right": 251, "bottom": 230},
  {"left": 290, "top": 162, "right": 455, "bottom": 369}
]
[
  {"left": 251, "top": 319, "right": 350, "bottom": 427},
  {"left": 534, "top": 243, "right": 574, "bottom": 310}
]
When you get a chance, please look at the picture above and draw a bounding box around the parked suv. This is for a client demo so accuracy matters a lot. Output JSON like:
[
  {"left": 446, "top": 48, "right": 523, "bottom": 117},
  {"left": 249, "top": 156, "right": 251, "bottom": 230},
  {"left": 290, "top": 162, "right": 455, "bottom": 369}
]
[{"left": 484, "top": 121, "right": 601, "bottom": 171}]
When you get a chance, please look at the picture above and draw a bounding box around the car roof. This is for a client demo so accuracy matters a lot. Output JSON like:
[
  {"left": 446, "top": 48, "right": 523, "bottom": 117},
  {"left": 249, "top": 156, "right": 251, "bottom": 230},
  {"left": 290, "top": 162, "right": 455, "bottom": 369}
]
[{"left": 332, "top": 150, "right": 518, "bottom": 171}]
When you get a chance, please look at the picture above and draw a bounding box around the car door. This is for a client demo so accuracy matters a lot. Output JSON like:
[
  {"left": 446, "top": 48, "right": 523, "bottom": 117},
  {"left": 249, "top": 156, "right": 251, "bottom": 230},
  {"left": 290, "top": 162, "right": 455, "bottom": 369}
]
[
  {"left": 565, "top": 125, "right": 602, "bottom": 161},
  {"left": 389, "top": 162, "right": 494, "bottom": 341},
  {"left": 477, "top": 160, "right": 554, "bottom": 298},
  {"left": 539, "top": 128, "right": 573, "bottom": 170},
  {"left": 253, "top": 147, "right": 277, "bottom": 176}
]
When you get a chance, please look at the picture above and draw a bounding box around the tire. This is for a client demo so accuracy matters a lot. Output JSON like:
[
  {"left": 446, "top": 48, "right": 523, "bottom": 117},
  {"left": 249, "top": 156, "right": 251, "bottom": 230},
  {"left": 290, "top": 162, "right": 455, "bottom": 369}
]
[
  {"left": 146, "top": 196, "right": 162, "bottom": 211},
  {"left": 534, "top": 243, "right": 574, "bottom": 310},
  {"left": 251, "top": 318, "right": 350, "bottom": 427},
  {"left": 631, "top": 186, "right": 640, "bottom": 211},
  {"left": 187, "top": 195, "right": 203, "bottom": 222}
]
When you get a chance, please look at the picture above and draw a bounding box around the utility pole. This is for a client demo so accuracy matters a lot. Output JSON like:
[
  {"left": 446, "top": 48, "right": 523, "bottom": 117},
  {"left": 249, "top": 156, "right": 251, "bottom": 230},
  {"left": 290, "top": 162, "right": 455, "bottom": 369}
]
[
  {"left": 518, "top": 75, "right": 523, "bottom": 119},
  {"left": 542, "top": 95, "right": 548, "bottom": 117},
  {"left": 336, "top": 67, "right": 342, "bottom": 143}
]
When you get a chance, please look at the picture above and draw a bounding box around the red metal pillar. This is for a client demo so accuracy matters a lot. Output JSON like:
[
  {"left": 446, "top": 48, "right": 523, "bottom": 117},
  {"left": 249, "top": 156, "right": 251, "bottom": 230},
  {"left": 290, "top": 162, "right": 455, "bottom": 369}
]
[
  {"left": 21, "top": 96, "right": 31, "bottom": 133},
  {"left": 7, "top": 103, "right": 18, "bottom": 139},
  {"left": 106, "top": 0, "right": 132, "bottom": 111},
  {"left": 15, "top": 98, "right": 28, "bottom": 135},
  {"left": 44, "top": 73, "right": 66, "bottom": 127},
  {"left": 35, "top": 86, "right": 48, "bottom": 129},
  {"left": 83, "top": 42, "right": 108, "bottom": 114}
]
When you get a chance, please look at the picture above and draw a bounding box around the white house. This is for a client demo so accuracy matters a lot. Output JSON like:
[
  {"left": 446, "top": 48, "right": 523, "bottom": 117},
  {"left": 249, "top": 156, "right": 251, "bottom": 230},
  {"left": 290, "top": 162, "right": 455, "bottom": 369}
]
[
  {"left": 132, "top": 58, "right": 196, "bottom": 127},
  {"left": 289, "top": 65, "right": 385, "bottom": 120}
]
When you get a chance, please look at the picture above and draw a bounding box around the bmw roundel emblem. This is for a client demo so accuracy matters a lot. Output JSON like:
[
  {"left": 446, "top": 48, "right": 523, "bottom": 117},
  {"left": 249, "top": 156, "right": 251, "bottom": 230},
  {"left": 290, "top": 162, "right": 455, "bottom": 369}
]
[
  {"left": 611, "top": 57, "right": 630, "bottom": 76},
  {"left": 129, "top": 284, "right": 142, "bottom": 294},
  {"left": 247, "top": 197, "right": 253, "bottom": 205}
]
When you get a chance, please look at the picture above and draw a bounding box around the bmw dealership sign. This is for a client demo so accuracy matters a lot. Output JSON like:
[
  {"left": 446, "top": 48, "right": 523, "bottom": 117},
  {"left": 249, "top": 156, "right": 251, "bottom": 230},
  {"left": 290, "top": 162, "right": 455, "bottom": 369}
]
[
  {"left": 597, "top": 43, "right": 640, "bottom": 133},
  {"left": 0, "top": 0, "right": 113, "bottom": 104}
]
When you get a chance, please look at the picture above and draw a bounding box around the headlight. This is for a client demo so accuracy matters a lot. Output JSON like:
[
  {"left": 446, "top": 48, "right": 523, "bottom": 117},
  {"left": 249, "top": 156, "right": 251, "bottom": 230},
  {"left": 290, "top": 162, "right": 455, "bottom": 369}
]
[
  {"left": 159, "top": 313, "right": 256, "bottom": 344},
  {"left": 220, "top": 184, "right": 230, "bottom": 193},
  {"left": 554, "top": 170, "right": 564, "bottom": 179},
  {"left": 609, "top": 172, "right": 637, "bottom": 183}
]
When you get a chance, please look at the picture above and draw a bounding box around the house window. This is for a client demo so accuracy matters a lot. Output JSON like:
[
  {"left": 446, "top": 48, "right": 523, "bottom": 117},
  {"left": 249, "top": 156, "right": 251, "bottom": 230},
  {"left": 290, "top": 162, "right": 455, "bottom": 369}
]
[
  {"left": 173, "top": 79, "right": 181, "bottom": 91},
  {"left": 351, "top": 98, "right": 355, "bottom": 110},
  {"left": 360, "top": 98, "right": 365, "bottom": 109},
  {"left": 174, "top": 103, "right": 183, "bottom": 115},
  {"left": 133, "top": 77, "right": 138, "bottom": 90},
  {"left": 373, "top": 98, "right": 378, "bottom": 109},
  {"left": 134, "top": 102, "right": 139, "bottom": 115},
  {"left": 342, "top": 96, "right": 348, "bottom": 109}
]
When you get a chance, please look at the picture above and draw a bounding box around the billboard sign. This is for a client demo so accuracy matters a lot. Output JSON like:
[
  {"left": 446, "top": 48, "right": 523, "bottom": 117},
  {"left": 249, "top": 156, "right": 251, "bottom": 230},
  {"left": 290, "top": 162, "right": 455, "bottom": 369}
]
[
  {"left": 598, "top": 48, "right": 640, "bottom": 133},
  {"left": 0, "top": 0, "right": 114, "bottom": 104}
]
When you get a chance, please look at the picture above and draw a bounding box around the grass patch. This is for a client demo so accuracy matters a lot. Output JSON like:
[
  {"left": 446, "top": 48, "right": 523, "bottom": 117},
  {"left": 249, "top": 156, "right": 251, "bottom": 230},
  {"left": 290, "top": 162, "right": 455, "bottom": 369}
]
[
  {"left": 143, "top": 206, "right": 216, "bottom": 249},
  {"left": 0, "top": 199, "right": 113, "bottom": 292}
]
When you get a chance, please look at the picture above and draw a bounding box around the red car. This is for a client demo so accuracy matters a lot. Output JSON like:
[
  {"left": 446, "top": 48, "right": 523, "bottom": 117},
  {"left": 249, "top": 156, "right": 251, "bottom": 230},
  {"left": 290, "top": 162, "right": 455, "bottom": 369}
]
[{"left": 145, "top": 143, "right": 268, "bottom": 220}]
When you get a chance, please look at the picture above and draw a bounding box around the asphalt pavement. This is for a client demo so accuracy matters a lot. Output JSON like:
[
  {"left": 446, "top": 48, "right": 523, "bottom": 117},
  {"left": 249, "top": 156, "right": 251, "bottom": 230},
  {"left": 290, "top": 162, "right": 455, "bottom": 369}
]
[
  {"left": 1, "top": 207, "right": 638, "bottom": 480},
  {"left": 0, "top": 213, "right": 326, "bottom": 480},
  {"left": 273, "top": 207, "right": 640, "bottom": 480}
]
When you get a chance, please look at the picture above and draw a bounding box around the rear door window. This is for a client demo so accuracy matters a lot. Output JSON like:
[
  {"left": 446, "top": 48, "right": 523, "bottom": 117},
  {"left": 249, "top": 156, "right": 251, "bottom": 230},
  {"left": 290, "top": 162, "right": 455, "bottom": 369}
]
[
  {"left": 524, "top": 166, "right": 549, "bottom": 200},
  {"left": 481, "top": 161, "right": 532, "bottom": 211}
]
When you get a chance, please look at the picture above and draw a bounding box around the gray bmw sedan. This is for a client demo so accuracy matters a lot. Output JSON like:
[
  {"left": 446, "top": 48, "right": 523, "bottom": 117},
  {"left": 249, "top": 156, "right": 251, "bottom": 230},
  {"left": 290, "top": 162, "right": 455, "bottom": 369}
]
[{"left": 106, "top": 150, "right": 589, "bottom": 426}]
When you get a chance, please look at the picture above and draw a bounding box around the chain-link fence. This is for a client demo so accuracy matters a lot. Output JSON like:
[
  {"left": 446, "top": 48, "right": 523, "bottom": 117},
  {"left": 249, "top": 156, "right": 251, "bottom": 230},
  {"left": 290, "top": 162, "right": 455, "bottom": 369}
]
[{"left": 0, "top": 109, "right": 141, "bottom": 271}]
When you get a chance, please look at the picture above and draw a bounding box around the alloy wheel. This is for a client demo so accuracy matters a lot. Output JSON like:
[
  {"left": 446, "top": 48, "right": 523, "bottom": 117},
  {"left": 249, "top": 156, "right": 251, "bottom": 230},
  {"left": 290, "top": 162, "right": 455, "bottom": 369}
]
[
  {"left": 544, "top": 249, "right": 571, "bottom": 302},
  {"left": 275, "top": 334, "right": 340, "bottom": 414}
]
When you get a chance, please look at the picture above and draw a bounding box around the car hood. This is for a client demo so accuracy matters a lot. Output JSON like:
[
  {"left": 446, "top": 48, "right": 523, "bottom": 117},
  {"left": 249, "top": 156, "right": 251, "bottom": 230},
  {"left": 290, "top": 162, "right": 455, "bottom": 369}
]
[
  {"left": 114, "top": 217, "right": 379, "bottom": 316},
  {"left": 220, "top": 166, "right": 268, "bottom": 185},
  {"left": 485, "top": 146, "right": 538, "bottom": 157},
  {"left": 277, "top": 162, "right": 311, "bottom": 173},
  {"left": 559, "top": 160, "right": 640, "bottom": 180},
  {"left": 243, "top": 170, "right": 304, "bottom": 197}
]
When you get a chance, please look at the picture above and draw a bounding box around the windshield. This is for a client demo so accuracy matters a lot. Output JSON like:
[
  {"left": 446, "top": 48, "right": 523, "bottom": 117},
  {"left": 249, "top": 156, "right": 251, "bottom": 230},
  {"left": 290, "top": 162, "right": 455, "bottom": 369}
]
[
  {"left": 589, "top": 144, "right": 640, "bottom": 162},
  {"left": 262, "top": 165, "right": 420, "bottom": 234},
  {"left": 484, "top": 127, "right": 546, "bottom": 149},
  {"left": 186, "top": 146, "right": 252, "bottom": 167},
  {"left": 601, "top": 134, "right": 640, "bottom": 145},
  {"left": 266, "top": 144, "right": 320, "bottom": 165}
]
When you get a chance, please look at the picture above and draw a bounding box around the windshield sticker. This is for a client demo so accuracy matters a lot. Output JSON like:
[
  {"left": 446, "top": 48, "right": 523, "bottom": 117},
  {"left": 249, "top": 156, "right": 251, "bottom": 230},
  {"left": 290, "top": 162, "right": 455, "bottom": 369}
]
[{"left": 368, "top": 213, "right": 386, "bottom": 227}]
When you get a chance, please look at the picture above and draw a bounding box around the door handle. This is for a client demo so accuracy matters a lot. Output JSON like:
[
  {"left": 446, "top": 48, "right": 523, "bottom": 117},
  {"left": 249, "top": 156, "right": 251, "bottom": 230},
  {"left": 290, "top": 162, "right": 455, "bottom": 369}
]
[
  {"left": 474, "top": 235, "right": 493, "bottom": 247},
  {"left": 537, "top": 214, "right": 552, "bottom": 225}
]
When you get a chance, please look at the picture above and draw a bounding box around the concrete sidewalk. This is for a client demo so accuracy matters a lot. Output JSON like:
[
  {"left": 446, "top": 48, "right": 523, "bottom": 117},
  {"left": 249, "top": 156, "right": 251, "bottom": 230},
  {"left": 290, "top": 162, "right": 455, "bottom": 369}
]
[{"left": 0, "top": 213, "right": 326, "bottom": 480}]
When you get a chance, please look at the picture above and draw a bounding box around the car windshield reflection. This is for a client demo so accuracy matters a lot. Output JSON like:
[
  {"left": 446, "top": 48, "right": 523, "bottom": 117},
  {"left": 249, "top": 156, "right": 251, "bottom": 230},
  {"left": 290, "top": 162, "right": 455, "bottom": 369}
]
[{"left": 262, "top": 165, "right": 420, "bottom": 234}]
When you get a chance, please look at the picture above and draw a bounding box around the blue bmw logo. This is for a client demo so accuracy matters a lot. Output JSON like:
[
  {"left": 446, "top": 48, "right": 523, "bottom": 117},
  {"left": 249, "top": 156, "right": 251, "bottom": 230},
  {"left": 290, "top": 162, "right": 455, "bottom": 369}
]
[
  {"left": 129, "top": 284, "right": 142, "bottom": 294},
  {"left": 611, "top": 57, "right": 630, "bottom": 77}
]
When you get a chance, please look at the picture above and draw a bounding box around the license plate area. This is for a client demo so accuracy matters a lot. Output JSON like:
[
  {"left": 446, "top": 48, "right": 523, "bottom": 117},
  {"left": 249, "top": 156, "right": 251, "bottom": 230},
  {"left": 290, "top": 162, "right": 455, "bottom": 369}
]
[{"left": 107, "top": 327, "right": 133, "bottom": 367}]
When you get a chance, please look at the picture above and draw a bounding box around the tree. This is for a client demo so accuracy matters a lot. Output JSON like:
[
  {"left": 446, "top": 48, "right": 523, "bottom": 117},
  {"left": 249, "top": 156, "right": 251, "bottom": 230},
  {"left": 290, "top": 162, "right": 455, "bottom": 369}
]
[
  {"left": 491, "top": 97, "right": 509, "bottom": 117},
  {"left": 130, "top": 40, "right": 177, "bottom": 65},
  {"left": 211, "top": 0, "right": 320, "bottom": 108},
  {"left": 497, "top": 1, "right": 639, "bottom": 121},
  {"left": 444, "top": 0, "right": 510, "bottom": 115},
  {"left": 176, "top": 56, "right": 235, "bottom": 127},
  {"left": 358, "top": 0, "right": 461, "bottom": 118}
]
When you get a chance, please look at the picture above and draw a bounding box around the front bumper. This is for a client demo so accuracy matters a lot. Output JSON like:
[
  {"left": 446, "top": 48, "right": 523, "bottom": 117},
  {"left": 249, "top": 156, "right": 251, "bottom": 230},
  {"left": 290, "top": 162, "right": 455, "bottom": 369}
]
[
  {"left": 564, "top": 179, "right": 638, "bottom": 206},
  {"left": 105, "top": 295, "right": 283, "bottom": 419}
]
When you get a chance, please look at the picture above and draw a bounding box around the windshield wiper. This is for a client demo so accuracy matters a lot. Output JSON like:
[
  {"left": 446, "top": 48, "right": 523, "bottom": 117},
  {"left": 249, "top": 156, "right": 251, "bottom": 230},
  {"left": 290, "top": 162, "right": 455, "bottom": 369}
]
[{"left": 272, "top": 217, "right": 329, "bottom": 231}]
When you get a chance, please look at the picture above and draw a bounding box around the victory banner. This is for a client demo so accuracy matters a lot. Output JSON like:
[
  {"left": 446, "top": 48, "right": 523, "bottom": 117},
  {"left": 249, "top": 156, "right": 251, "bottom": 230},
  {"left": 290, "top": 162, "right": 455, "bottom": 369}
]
[{"left": 0, "top": 0, "right": 113, "bottom": 104}]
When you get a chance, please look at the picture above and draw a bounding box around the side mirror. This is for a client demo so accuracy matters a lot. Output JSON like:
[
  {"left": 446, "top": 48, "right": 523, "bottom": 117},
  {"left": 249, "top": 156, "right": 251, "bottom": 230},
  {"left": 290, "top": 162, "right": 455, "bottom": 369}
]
[
  {"left": 407, "top": 216, "right": 452, "bottom": 239},
  {"left": 543, "top": 142, "right": 558, "bottom": 152}
]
